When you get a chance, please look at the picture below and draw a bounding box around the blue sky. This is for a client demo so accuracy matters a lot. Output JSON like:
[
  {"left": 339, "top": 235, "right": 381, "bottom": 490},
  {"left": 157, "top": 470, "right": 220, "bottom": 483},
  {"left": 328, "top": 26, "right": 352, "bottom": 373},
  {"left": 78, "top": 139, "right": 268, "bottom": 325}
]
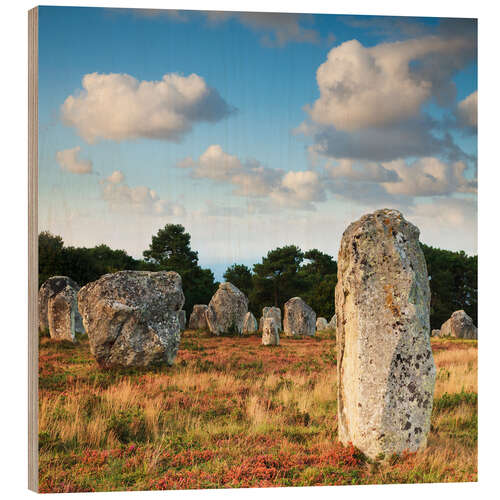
[{"left": 38, "top": 7, "right": 477, "bottom": 279}]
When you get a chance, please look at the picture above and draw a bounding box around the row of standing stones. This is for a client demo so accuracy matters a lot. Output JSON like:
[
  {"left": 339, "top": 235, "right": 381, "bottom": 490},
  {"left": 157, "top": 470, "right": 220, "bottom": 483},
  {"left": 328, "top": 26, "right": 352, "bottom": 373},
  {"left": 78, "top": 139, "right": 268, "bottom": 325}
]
[{"left": 37, "top": 209, "right": 478, "bottom": 460}]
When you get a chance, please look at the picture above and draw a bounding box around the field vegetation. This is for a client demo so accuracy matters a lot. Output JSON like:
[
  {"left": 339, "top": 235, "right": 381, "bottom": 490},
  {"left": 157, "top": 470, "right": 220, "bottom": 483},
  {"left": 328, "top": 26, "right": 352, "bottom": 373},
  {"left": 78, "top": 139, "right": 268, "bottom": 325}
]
[{"left": 38, "top": 330, "right": 477, "bottom": 493}]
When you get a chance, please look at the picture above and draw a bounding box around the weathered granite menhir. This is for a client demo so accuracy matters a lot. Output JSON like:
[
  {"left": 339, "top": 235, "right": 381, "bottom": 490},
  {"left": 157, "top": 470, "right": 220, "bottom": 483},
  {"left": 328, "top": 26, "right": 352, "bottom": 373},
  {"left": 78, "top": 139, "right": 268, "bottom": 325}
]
[
  {"left": 38, "top": 276, "right": 82, "bottom": 342},
  {"left": 283, "top": 297, "right": 316, "bottom": 337},
  {"left": 336, "top": 209, "right": 436, "bottom": 460},
  {"left": 205, "top": 282, "right": 248, "bottom": 335}
]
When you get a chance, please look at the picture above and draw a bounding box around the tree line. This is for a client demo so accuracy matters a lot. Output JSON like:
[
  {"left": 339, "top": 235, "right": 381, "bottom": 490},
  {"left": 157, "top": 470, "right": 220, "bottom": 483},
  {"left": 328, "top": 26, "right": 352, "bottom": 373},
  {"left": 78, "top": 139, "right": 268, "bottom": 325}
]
[{"left": 39, "top": 224, "right": 477, "bottom": 329}]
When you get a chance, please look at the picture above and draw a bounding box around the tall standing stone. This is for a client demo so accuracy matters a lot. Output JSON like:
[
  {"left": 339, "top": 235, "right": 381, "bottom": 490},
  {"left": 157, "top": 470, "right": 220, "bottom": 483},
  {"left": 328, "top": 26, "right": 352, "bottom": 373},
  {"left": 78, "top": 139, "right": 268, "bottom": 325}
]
[
  {"left": 336, "top": 209, "right": 436, "bottom": 460},
  {"left": 38, "top": 276, "right": 82, "bottom": 341},
  {"left": 283, "top": 297, "right": 316, "bottom": 336},
  {"left": 188, "top": 305, "right": 209, "bottom": 330},
  {"left": 262, "top": 317, "right": 280, "bottom": 346},
  {"left": 78, "top": 271, "right": 184, "bottom": 368},
  {"left": 205, "top": 282, "right": 248, "bottom": 335},
  {"left": 242, "top": 311, "right": 258, "bottom": 334},
  {"left": 260, "top": 306, "right": 282, "bottom": 332},
  {"left": 47, "top": 284, "right": 78, "bottom": 342}
]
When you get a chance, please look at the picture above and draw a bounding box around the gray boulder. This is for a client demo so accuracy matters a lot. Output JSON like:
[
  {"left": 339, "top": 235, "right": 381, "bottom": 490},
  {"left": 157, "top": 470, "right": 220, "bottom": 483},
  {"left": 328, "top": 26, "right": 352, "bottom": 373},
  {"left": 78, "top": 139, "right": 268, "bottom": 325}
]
[
  {"left": 242, "top": 311, "right": 258, "bottom": 334},
  {"left": 78, "top": 270, "right": 184, "bottom": 368},
  {"left": 440, "top": 310, "right": 477, "bottom": 339},
  {"left": 316, "top": 317, "right": 329, "bottom": 331},
  {"left": 283, "top": 297, "right": 316, "bottom": 336},
  {"left": 39, "top": 276, "right": 82, "bottom": 341},
  {"left": 336, "top": 209, "right": 435, "bottom": 460},
  {"left": 262, "top": 317, "right": 280, "bottom": 346},
  {"left": 188, "top": 305, "right": 209, "bottom": 330},
  {"left": 205, "top": 282, "right": 248, "bottom": 335}
]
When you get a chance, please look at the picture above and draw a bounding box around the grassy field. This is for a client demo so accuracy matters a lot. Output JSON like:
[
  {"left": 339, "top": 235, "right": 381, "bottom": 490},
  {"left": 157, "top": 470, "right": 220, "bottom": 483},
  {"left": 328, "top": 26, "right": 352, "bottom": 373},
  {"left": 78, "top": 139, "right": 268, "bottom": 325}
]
[{"left": 38, "top": 329, "right": 477, "bottom": 493}]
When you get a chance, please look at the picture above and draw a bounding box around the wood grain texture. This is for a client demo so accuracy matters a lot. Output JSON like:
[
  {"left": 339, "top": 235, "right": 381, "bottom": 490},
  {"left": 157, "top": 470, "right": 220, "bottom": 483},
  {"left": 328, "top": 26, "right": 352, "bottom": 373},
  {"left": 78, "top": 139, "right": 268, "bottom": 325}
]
[{"left": 28, "top": 5, "right": 39, "bottom": 493}]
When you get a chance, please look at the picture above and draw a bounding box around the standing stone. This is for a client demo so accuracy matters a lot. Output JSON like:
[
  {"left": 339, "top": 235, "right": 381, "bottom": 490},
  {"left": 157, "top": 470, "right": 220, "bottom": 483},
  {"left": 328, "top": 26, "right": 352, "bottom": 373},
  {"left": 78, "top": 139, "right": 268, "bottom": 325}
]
[
  {"left": 431, "top": 329, "right": 441, "bottom": 338},
  {"left": 440, "top": 310, "right": 477, "bottom": 339},
  {"left": 283, "top": 297, "right": 316, "bottom": 337},
  {"left": 205, "top": 282, "right": 248, "bottom": 335},
  {"left": 260, "top": 306, "right": 282, "bottom": 332},
  {"left": 316, "top": 317, "right": 329, "bottom": 331},
  {"left": 47, "top": 284, "right": 78, "bottom": 342},
  {"left": 78, "top": 271, "right": 184, "bottom": 368},
  {"left": 242, "top": 311, "right": 258, "bottom": 334},
  {"left": 38, "top": 276, "right": 82, "bottom": 340},
  {"left": 188, "top": 305, "right": 209, "bottom": 330},
  {"left": 262, "top": 317, "right": 280, "bottom": 346},
  {"left": 328, "top": 314, "right": 337, "bottom": 331},
  {"left": 336, "top": 209, "right": 436, "bottom": 460},
  {"left": 177, "top": 310, "right": 186, "bottom": 331}
]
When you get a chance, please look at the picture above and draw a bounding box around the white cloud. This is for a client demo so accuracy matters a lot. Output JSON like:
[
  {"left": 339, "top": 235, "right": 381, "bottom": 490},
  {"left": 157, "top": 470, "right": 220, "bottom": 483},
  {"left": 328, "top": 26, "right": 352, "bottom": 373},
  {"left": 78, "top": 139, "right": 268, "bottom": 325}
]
[
  {"left": 270, "top": 170, "right": 325, "bottom": 210},
  {"left": 194, "top": 144, "right": 244, "bottom": 181},
  {"left": 56, "top": 146, "right": 92, "bottom": 174},
  {"left": 100, "top": 170, "right": 185, "bottom": 216},
  {"left": 106, "top": 170, "right": 125, "bottom": 184},
  {"left": 61, "top": 72, "right": 234, "bottom": 143},
  {"left": 306, "top": 36, "right": 472, "bottom": 132},
  {"left": 178, "top": 145, "right": 324, "bottom": 210},
  {"left": 325, "top": 159, "right": 400, "bottom": 182},
  {"left": 457, "top": 90, "right": 477, "bottom": 129},
  {"left": 381, "top": 157, "right": 477, "bottom": 196}
]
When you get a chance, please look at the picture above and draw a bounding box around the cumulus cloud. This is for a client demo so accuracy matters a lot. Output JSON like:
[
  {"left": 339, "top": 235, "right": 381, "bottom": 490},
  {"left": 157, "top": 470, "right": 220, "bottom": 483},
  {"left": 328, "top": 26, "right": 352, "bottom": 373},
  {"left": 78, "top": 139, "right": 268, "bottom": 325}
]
[
  {"left": 61, "top": 72, "right": 234, "bottom": 143},
  {"left": 457, "top": 91, "right": 477, "bottom": 129},
  {"left": 381, "top": 157, "right": 477, "bottom": 196},
  {"left": 300, "top": 116, "right": 470, "bottom": 163},
  {"left": 56, "top": 146, "right": 92, "bottom": 174},
  {"left": 325, "top": 159, "right": 400, "bottom": 182},
  {"left": 106, "top": 170, "right": 125, "bottom": 184},
  {"left": 100, "top": 171, "right": 185, "bottom": 216},
  {"left": 178, "top": 145, "right": 324, "bottom": 210},
  {"left": 297, "top": 29, "right": 476, "bottom": 164},
  {"left": 269, "top": 170, "right": 325, "bottom": 210},
  {"left": 307, "top": 36, "right": 473, "bottom": 132},
  {"left": 324, "top": 156, "right": 476, "bottom": 202}
]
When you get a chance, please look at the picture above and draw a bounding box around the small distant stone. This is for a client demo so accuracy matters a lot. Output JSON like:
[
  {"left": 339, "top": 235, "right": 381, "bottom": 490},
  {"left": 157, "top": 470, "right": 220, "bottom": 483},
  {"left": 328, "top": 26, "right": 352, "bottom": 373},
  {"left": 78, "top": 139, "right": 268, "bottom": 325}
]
[
  {"left": 440, "top": 310, "right": 477, "bottom": 339},
  {"left": 328, "top": 313, "right": 337, "bottom": 331},
  {"left": 316, "top": 317, "right": 329, "bottom": 331},
  {"left": 283, "top": 297, "right": 316, "bottom": 336},
  {"left": 188, "top": 305, "right": 209, "bottom": 330},
  {"left": 242, "top": 311, "right": 258, "bottom": 334},
  {"left": 262, "top": 317, "right": 280, "bottom": 346},
  {"left": 259, "top": 306, "right": 282, "bottom": 332}
]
